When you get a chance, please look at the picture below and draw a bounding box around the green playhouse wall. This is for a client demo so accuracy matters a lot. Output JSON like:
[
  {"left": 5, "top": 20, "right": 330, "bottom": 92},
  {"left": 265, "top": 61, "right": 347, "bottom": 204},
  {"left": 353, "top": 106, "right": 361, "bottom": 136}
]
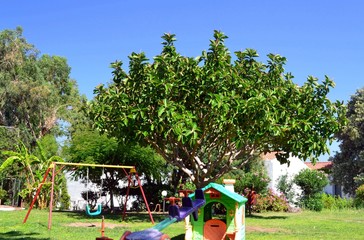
[{"left": 190, "top": 183, "right": 246, "bottom": 240}]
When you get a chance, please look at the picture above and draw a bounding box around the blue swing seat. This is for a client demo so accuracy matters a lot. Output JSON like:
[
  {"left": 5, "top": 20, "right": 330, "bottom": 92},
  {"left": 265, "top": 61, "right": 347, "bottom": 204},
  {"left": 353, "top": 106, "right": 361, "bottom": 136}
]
[{"left": 86, "top": 204, "right": 102, "bottom": 216}]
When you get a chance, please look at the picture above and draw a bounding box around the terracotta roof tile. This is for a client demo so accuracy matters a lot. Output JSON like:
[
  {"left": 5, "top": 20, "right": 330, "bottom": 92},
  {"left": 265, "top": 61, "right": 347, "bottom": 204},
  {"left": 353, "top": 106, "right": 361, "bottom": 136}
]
[
  {"left": 260, "top": 152, "right": 279, "bottom": 160},
  {"left": 305, "top": 162, "right": 333, "bottom": 170}
]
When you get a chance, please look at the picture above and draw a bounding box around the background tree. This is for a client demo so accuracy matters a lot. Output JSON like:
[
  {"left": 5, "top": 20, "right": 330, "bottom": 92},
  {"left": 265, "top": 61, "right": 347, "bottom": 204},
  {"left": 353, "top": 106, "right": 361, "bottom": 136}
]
[
  {"left": 87, "top": 31, "right": 346, "bottom": 188},
  {"left": 0, "top": 27, "right": 82, "bottom": 151},
  {"left": 63, "top": 124, "right": 169, "bottom": 209},
  {"left": 331, "top": 87, "right": 364, "bottom": 195},
  {"left": 218, "top": 156, "right": 270, "bottom": 194}
]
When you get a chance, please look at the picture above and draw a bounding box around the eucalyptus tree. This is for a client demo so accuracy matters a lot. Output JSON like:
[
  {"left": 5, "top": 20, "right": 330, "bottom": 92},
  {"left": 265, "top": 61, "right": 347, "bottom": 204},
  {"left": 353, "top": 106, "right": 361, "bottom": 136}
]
[
  {"left": 0, "top": 27, "right": 82, "bottom": 150},
  {"left": 87, "top": 31, "right": 346, "bottom": 188}
]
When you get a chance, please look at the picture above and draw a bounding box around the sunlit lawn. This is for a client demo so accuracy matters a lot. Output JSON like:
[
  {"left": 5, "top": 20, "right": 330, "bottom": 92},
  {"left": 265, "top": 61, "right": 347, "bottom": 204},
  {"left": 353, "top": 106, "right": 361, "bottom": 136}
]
[{"left": 0, "top": 208, "right": 363, "bottom": 239}]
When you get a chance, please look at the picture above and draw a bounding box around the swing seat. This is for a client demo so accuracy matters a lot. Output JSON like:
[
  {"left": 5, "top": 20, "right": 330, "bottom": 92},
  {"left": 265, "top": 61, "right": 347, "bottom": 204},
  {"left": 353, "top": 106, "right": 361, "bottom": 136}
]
[{"left": 86, "top": 204, "right": 102, "bottom": 216}]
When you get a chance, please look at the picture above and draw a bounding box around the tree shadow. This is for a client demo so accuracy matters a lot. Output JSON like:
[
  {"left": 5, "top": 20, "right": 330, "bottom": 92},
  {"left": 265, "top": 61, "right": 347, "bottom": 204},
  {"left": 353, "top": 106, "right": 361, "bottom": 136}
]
[
  {"left": 59, "top": 210, "right": 168, "bottom": 222},
  {"left": 0, "top": 231, "right": 50, "bottom": 240},
  {"left": 246, "top": 214, "right": 288, "bottom": 220}
]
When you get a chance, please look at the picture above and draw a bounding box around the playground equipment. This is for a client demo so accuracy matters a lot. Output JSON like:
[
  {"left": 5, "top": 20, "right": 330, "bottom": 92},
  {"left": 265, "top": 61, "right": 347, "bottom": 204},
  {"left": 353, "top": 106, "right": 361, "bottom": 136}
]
[
  {"left": 85, "top": 167, "right": 104, "bottom": 216},
  {"left": 96, "top": 216, "right": 113, "bottom": 240},
  {"left": 187, "top": 179, "right": 247, "bottom": 240},
  {"left": 120, "top": 179, "right": 247, "bottom": 240},
  {"left": 23, "top": 162, "right": 154, "bottom": 229},
  {"left": 120, "top": 189, "right": 206, "bottom": 240}
]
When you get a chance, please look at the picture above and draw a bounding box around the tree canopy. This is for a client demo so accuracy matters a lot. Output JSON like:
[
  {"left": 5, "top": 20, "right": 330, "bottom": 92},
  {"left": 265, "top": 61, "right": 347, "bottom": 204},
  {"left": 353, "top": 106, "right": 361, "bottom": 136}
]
[
  {"left": 87, "top": 31, "right": 346, "bottom": 188},
  {"left": 332, "top": 87, "right": 364, "bottom": 195},
  {"left": 0, "top": 27, "right": 82, "bottom": 150}
]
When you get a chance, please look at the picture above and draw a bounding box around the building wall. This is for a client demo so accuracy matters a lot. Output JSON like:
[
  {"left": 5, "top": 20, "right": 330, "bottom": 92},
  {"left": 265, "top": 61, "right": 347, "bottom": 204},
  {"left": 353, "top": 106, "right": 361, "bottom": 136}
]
[
  {"left": 263, "top": 155, "right": 308, "bottom": 195},
  {"left": 262, "top": 155, "right": 348, "bottom": 201}
]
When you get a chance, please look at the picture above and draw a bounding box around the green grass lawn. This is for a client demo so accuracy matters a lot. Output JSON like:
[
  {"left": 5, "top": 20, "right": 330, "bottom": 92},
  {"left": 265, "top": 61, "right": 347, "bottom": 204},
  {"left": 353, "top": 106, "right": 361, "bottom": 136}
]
[{"left": 0, "top": 209, "right": 363, "bottom": 239}]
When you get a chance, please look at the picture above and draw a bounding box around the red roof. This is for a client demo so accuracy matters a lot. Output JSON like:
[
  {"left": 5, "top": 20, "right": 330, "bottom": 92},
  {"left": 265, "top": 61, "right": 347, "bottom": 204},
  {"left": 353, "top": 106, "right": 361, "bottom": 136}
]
[
  {"left": 305, "top": 162, "right": 333, "bottom": 170},
  {"left": 260, "top": 152, "right": 279, "bottom": 160}
]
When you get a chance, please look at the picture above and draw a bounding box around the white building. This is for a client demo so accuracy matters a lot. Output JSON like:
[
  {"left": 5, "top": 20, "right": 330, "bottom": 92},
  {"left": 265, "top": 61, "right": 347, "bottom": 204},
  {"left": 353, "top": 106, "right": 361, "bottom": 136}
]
[
  {"left": 261, "top": 152, "right": 345, "bottom": 201},
  {"left": 262, "top": 152, "right": 307, "bottom": 196}
]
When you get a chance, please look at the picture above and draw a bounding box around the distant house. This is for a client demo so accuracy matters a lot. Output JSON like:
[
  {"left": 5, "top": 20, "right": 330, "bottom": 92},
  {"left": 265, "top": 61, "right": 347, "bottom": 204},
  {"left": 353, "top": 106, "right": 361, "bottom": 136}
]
[{"left": 262, "top": 152, "right": 346, "bottom": 200}]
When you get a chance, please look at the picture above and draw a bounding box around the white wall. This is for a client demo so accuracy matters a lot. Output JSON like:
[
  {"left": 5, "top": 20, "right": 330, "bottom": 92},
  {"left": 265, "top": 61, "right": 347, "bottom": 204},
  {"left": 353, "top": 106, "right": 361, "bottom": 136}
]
[
  {"left": 66, "top": 172, "right": 137, "bottom": 211},
  {"left": 263, "top": 155, "right": 308, "bottom": 195}
]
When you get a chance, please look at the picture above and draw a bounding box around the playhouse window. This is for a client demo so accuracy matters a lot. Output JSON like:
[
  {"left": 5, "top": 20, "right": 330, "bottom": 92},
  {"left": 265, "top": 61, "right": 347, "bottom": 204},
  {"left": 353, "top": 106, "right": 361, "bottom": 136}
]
[{"left": 204, "top": 202, "right": 227, "bottom": 223}]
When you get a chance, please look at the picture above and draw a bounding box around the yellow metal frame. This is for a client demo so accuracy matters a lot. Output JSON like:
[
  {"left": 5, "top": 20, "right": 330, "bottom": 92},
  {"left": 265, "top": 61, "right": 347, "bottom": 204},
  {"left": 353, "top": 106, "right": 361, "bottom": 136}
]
[{"left": 53, "top": 161, "right": 135, "bottom": 169}]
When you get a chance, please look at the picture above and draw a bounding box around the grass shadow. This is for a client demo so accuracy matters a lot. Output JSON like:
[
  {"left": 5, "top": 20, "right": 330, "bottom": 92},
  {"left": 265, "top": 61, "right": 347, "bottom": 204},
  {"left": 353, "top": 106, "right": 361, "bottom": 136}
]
[
  {"left": 171, "top": 234, "right": 185, "bottom": 240},
  {"left": 0, "top": 231, "right": 50, "bottom": 240},
  {"left": 247, "top": 214, "right": 288, "bottom": 220},
  {"left": 59, "top": 210, "right": 168, "bottom": 223}
]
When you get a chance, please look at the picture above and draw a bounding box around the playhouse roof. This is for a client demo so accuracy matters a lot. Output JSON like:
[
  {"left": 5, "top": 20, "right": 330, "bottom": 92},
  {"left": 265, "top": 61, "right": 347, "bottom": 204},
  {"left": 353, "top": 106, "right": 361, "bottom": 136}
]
[{"left": 200, "top": 182, "right": 247, "bottom": 203}]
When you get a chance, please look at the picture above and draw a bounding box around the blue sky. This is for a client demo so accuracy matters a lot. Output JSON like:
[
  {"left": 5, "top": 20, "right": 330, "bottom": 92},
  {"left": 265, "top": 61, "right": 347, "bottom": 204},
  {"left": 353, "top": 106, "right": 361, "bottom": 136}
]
[{"left": 2, "top": 1, "right": 364, "bottom": 159}]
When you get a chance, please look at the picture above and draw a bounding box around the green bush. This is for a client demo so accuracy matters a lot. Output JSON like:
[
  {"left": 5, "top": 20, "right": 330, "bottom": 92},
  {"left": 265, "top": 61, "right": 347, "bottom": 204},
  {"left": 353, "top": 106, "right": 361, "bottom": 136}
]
[
  {"left": 254, "top": 189, "right": 289, "bottom": 212},
  {"left": 276, "top": 174, "right": 295, "bottom": 205},
  {"left": 294, "top": 169, "right": 328, "bottom": 211},
  {"left": 354, "top": 184, "right": 364, "bottom": 208},
  {"left": 322, "top": 193, "right": 353, "bottom": 210},
  {"left": 302, "top": 193, "right": 323, "bottom": 211},
  {"left": 0, "top": 188, "right": 7, "bottom": 204},
  {"left": 294, "top": 169, "right": 328, "bottom": 197}
]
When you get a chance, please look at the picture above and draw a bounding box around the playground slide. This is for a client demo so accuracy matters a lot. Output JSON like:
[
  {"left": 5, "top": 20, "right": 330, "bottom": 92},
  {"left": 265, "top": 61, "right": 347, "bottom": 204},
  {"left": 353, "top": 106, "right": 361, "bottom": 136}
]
[
  {"left": 120, "top": 189, "right": 206, "bottom": 240},
  {"left": 168, "top": 189, "right": 205, "bottom": 222}
]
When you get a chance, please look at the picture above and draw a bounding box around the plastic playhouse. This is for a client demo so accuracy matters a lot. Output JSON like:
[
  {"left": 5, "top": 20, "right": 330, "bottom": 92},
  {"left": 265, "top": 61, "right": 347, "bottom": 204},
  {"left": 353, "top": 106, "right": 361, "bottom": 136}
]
[
  {"left": 120, "top": 179, "right": 247, "bottom": 240},
  {"left": 186, "top": 179, "right": 247, "bottom": 240}
]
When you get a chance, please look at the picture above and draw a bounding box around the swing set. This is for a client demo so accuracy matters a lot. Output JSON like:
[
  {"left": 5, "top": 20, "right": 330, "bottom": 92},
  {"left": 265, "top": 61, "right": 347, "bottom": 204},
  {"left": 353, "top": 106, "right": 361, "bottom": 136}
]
[{"left": 23, "top": 162, "right": 154, "bottom": 229}]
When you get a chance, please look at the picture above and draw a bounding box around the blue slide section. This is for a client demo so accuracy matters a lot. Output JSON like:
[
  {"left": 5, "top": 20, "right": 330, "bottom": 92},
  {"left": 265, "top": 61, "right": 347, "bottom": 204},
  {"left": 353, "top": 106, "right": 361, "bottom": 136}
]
[{"left": 122, "top": 189, "right": 206, "bottom": 240}]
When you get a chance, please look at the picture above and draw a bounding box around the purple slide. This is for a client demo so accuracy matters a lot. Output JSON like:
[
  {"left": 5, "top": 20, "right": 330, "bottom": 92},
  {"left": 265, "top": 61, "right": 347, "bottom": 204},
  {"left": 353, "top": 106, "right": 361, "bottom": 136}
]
[{"left": 168, "top": 189, "right": 205, "bottom": 221}]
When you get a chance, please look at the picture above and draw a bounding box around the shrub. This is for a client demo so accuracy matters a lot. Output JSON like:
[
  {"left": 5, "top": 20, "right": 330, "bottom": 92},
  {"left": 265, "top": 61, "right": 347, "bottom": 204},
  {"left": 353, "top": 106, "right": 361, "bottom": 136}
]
[
  {"left": 294, "top": 169, "right": 328, "bottom": 211},
  {"left": 0, "top": 188, "right": 7, "bottom": 205},
  {"left": 276, "top": 174, "right": 295, "bottom": 205},
  {"left": 322, "top": 193, "right": 353, "bottom": 210},
  {"left": 254, "top": 189, "right": 289, "bottom": 212},
  {"left": 294, "top": 169, "right": 328, "bottom": 197},
  {"left": 301, "top": 193, "right": 323, "bottom": 211},
  {"left": 354, "top": 184, "right": 364, "bottom": 208}
]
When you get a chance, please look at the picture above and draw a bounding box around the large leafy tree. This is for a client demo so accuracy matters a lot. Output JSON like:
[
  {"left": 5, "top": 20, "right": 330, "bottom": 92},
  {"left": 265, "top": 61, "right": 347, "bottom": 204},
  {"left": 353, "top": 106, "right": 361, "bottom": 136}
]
[
  {"left": 0, "top": 27, "right": 82, "bottom": 150},
  {"left": 331, "top": 87, "right": 364, "bottom": 195},
  {"left": 87, "top": 31, "right": 346, "bottom": 188}
]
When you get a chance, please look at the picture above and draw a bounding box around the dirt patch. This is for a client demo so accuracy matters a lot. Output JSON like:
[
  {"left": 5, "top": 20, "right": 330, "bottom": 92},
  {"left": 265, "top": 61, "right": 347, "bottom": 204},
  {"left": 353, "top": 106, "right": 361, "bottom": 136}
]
[
  {"left": 246, "top": 226, "right": 285, "bottom": 233},
  {"left": 0, "top": 205, "right": 25, "bottom": 211},
  {"left": 65, "top": 222, "right": 128, "bottom": 229}
]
